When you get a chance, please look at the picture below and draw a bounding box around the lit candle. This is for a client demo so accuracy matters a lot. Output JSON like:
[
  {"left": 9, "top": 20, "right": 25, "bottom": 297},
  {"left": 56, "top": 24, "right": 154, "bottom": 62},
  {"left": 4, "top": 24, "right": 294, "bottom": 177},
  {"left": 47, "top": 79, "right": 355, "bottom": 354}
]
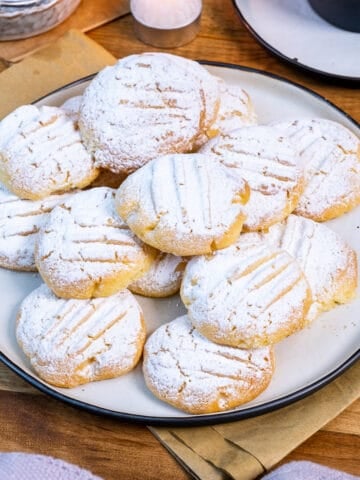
[{"left": 130, "top": 0, "right": 202, "bottom": 48}]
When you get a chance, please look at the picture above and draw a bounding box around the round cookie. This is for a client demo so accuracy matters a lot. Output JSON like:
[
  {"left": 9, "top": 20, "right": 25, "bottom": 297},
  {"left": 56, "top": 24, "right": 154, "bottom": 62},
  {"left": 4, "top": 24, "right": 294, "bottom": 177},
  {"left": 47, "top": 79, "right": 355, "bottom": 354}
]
[
  {"left": 16, "top": 284, "right": 146, "bottom": 388},
  {"left": 143, "top": 315, "right": 274, "bottom": 414},
  {"left": 129, "top": 252, "right": 187, "bottom": 298},
  {"left": 272, "top": 118, "right": 360, "bottom": 221},
  {"left": 181, "top": 242, "right": 312, "bottom": 349},
  {"left": 207, "top": 80, "right": 257, "bottom": 137},
  {"left": 200, "top": 125, "right": 304, "bottom": 231},
  {"left": 241, "top": 214, "right": 358, "bottom": 321},
  {"left": 35, "top": 187, "right": 156, "bottom": 299},
  {"left": 116, "top": 153, "right": 250, "bottom": 256},
  {"left": 0, "top": 182, "right": 73, "bottom": 271},
  {"left": 79, "top": 52, "right": 220, "bottom": 174},
  {"left": 0, "top": 105, "right": 98, "bottom": 200}
]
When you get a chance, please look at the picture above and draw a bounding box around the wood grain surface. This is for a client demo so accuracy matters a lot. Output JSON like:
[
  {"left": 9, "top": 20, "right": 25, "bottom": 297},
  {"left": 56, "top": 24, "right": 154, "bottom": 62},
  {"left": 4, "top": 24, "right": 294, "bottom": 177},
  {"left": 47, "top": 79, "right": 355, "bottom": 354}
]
[{"left": 0, "top": 1, "right": 359, "bottom": 479}]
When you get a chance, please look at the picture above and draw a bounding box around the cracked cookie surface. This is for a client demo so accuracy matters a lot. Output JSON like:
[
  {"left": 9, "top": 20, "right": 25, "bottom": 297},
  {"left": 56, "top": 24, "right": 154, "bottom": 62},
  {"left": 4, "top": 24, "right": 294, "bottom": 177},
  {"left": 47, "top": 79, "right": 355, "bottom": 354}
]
[
  {"left": 239, "top": 214, "right": 358, "bottom": 321},
  {"left": 181, "top": 242, "right": 312, "bottom": 349},
  {"left": 200, "top": 125, "right": 304, "bottom": 231},
  {"left": 205, "top": 80, "right": 257, "bottom": 140},
  {"left": 79, "top": 52, "right": 220, "bottom": 175},
  {"left": 129, "top": 251, "right": 187, "bottom": 298},
  {"left": 16, "top": 284, "right": 145, "bottom": 388},
  {"left": 35, "top": 187, "right": 156, "bottom": 299},
  {"left": 0, "top": 105, "right": 98, "bottom": 200},
  {"left": 0, "top": 182, "right": 74, "bottom": 271},
  {"left": 143, "top": 315, "right": 274, "bottom": 414},
  {"left": 272, "top": 118, "right": 360, "bottom": 221}
]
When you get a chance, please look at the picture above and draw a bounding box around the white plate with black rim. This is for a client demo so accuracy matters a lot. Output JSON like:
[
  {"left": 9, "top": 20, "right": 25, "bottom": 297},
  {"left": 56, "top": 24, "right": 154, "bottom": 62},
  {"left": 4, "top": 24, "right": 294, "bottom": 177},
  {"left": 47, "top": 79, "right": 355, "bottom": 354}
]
[
  {"left": 0, "top": 62, "right": 359, "bottom": 426},
  {"left": 232, "top": 0, "right": 360, "bottom": 83}
]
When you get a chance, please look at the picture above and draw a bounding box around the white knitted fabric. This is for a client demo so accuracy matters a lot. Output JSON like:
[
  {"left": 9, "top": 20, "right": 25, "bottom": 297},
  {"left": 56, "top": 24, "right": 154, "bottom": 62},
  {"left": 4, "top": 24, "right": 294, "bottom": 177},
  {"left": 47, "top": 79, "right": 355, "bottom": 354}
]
[
  {"left": 0, "top": 454, "right": 358, "bottom": 479},
  {"left": 263, "top": 461, "right": 359, "bottom": 480},
  {"left": 0, "top": 453, "right": 102, "bottom": 480}
]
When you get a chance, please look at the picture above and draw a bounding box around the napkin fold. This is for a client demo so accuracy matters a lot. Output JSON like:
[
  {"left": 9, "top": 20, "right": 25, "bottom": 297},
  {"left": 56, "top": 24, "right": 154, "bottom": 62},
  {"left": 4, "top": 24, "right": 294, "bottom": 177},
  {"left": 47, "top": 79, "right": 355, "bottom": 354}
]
[
  {"left": 151, "top": 362, "right": 360, "bottom": 480},
  {"left": 0, "top": 28, "right": 358, "bottom": 480}
]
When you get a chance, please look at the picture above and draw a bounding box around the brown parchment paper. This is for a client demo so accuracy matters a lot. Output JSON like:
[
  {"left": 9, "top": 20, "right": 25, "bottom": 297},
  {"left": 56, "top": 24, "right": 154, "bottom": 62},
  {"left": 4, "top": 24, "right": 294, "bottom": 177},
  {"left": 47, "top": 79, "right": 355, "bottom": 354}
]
[{"left": 0, "top": 29, "right": 116, "bottom": 119}]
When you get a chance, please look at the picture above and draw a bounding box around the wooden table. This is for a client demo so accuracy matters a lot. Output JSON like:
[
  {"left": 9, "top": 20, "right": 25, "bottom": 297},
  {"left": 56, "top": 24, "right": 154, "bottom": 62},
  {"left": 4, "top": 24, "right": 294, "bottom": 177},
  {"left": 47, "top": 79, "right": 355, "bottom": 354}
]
[{"left": 0, "top": 1, "right": 359, "bottom": 479}]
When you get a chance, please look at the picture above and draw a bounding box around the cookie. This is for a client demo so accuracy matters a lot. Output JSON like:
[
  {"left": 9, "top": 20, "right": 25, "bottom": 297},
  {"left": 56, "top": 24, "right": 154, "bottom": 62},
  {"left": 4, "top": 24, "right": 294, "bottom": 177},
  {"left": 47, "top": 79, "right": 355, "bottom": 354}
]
[
  {"left": 35, "top": 187, "right": 156, "bottom": 299},
  {"left": 272, "top": 119, "right": 360, "bottom": 221},
  {"left": 116, "top": 153, "right": 249, "bottom": 256},
  {"left": 207, "top": 80, "right": 257, "bottom": 138},
  {"left": 201, "top": 125, "right": 304, "bottom": 231},
  {"left": 160, "top": 53, "right": 220, "bottom": 132},
  {"left": 0, "top": 182, "right": 73, "bottom": 271},
  {"left": 242, "top": 214, "right": 358, "bottom": 321},
  {"left": 60, "top": 95, "right": 83, "bottom": 121},
  {"left": 129, "top": 252, "right": 187, "bottom": 298},
  {"left": 0, "top": 105, "right": 98, "bottom": 200},
  {"left": 143, "top": 315, "right": 274, "bottom": 414},
  {"left": 79, "top": 52, "right": 220, "bottom": 174},
  {"left": 181, "top": 242, "right": 312, "bottom": 348},
  {"left": 16, "top": 284, "right": 146, "bottom": 388}
]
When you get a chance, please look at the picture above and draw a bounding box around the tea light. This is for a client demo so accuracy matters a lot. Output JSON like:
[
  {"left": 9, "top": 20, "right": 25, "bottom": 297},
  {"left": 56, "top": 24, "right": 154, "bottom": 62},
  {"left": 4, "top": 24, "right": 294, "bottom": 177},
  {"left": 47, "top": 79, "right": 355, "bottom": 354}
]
[{"left": 130, "top": 0, "right": 202, "bottom": 48}]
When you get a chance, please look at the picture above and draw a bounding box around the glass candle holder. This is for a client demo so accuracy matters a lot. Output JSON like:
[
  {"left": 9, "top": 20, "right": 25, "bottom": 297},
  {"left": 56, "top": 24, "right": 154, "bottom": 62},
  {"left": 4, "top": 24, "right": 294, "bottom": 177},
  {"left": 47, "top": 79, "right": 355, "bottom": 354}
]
[{"left": 130, "top": 0, "right": 202, "bottom": 48}]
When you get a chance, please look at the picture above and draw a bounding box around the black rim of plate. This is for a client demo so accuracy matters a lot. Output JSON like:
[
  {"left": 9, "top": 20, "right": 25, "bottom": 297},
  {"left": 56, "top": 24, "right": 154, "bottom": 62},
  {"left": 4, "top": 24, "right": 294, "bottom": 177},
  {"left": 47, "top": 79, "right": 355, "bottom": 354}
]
[
  {"left": 232, "top": 0, "right": 360, "bottom": 84},
  {"left": 0, "top": 62, "right": 359, "bottom": 426}
]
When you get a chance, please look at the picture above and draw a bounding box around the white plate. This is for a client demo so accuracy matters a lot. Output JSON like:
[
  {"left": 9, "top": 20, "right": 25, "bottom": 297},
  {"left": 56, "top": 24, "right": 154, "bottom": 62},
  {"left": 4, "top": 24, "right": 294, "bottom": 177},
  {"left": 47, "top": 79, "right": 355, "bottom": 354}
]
[
  {"left": 233, "top": 0, "right": 360, "bottom": 82},
  {"left": 0, "top": 64, "right": 359, "bottom": 426}
]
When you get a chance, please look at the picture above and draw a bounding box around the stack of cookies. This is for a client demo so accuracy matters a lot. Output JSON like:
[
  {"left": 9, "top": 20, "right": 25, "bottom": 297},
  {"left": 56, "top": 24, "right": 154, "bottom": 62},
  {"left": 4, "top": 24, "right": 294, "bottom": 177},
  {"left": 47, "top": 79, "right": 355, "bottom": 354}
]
[{"left": 0, "top": 52, "right": 358, "bottom": 415}]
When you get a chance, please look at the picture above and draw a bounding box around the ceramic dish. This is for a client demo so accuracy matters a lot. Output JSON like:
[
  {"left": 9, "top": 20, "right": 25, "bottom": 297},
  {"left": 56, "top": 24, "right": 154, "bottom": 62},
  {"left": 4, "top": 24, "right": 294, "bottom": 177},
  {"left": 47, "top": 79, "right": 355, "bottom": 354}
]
[
  {"left": 0, "top": 63, "right": 359, "bottom": 426},
  {"left": 233, "top": 0, "right": 360, "bottom": 82}
]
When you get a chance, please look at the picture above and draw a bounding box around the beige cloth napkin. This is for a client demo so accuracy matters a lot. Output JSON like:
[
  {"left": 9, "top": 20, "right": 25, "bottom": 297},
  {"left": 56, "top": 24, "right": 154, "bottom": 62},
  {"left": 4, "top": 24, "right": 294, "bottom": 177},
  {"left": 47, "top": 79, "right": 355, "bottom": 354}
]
[
  {"left": 151, "top": 362, "right": 360, "bottom": 480},
  {"left": 0, "top": 0, "right": 130, "bottom": 62},
  {"left": 0, "top": 30, "right": 358, "bottom": 480}
]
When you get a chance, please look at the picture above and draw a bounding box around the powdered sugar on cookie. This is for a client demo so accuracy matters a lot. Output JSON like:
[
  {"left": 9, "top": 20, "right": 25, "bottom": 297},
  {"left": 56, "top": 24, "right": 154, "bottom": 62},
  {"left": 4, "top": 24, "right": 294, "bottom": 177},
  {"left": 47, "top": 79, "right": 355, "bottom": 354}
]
[
  {"left": 181, "top": 242, "right": 312, "bottom": 348},
  {"left": 79, "top": 53, "right": 220, "bottom": 174},
  {"left": 272, "top": 118, "right": 360, "bottom": 221},
  {"left": 129, "top": 252, "right": 187, "bottom": 297},
  {"left": 60, "top": 95, "right": 83, "bottom": 121},
  {"left": 201, "top": 126, "right": 303, "bottom": 231},
  {"left": 143, "top": 315, "right": 274, "bottom": 414},
  {"left": 0, "top": 183, "right": 74, "bottom": 271},
  {"left": 0, "top": 105, "right": 98, "bottom": 200},
  {"left": 116, "top": 153, "right": 249, "bottom": 256},
  {"left": 238, "top": 215, "right": 358, "bottom": 320},
  {"left": 209, "top": 80, "right": 257, "bottom": 135},
  {"left": 35, "top": 187, "right": 156, "bottom": 298},
  {"left": 16, "top": 284, "right": 145, "bottom": 388}
]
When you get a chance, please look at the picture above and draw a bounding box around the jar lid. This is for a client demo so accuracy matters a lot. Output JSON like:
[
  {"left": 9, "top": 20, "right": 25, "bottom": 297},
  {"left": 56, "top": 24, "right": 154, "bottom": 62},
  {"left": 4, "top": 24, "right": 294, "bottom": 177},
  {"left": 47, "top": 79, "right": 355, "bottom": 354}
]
[
  {"left": 1, "top": 0, "right": 42, "bottom": 7},
  {"left": 0, "top": 0, "right": 81, "bottom": 41}
]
